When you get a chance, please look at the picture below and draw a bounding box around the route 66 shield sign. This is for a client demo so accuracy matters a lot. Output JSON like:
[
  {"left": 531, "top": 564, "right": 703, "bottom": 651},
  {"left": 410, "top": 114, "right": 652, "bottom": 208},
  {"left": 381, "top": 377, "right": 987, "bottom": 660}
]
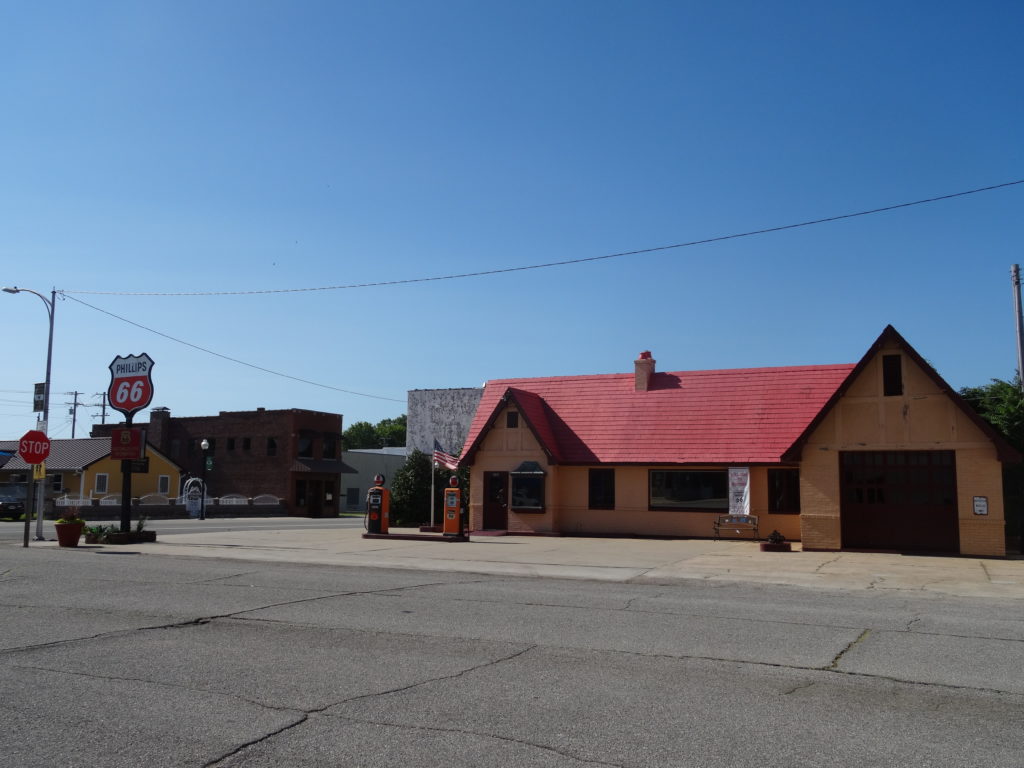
[{"left": 108, "top": 353, "right": 155, "bottom": 419}]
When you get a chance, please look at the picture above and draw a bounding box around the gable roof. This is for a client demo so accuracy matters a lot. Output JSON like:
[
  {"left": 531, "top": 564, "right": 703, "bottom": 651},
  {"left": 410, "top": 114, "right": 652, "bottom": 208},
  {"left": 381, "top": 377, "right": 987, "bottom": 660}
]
[
  {"left": 782, "top": 325, "right": 1022, "bottom": 463},
  {"left": 462, "top": 326, "right": 1022, "bottom": 468},
  {"left": 0, "top": 438, "right": 113, "bottom": 472},
  {"left": 462, "top": 363, "right": 855, "bottom": 466},
  {"left": 0, "top": 438, "right": 186, "bottom": 472}
]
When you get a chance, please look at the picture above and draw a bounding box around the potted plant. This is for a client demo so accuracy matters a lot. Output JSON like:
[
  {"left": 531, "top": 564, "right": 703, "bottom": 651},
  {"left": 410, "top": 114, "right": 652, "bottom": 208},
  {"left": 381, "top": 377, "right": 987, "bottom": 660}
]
[
  {"left": 760, "top": 529, "right": 792, "bottom": 553},
  {"left": 135, "top": 515, "right": 157, "bottom": 543},
  {"left": 54, "top": 509, "right": 87, "bottom": 548},
  {"left": 83, "top": 524, "right": 114, "bottom": 544}
]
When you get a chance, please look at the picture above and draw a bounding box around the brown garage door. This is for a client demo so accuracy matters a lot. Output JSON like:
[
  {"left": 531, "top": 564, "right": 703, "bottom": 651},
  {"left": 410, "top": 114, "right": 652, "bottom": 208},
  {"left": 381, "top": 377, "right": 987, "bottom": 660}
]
[{"left": 840, "top": 451, "right": 959, "bottom": 553}]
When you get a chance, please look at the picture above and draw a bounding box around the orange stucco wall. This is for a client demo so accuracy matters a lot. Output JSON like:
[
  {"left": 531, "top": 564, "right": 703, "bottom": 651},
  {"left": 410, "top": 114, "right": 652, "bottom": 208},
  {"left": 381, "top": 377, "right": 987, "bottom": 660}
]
[
  {"left": 799, "top": 341, "right": 1006, "bottom": 556},
  {"left": 468, "top": 405, "right": 800, "bottom": 539}
]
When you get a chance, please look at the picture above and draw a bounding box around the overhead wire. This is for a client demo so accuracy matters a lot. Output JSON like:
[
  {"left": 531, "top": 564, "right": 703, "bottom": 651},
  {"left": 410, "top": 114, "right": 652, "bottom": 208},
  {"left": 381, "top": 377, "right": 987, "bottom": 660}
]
[
  {"left": 55, "top": 178, "right": 1024, "bottom": 404},
  {"left": 60, "top": 294, "right": 405, "bottom": 403},
  {"left": 61, "top": 178, "right": 1024, "bottom": 297}
]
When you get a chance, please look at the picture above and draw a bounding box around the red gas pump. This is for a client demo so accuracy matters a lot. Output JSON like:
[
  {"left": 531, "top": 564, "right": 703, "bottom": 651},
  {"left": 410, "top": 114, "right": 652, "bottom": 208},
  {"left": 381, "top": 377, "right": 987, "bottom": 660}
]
[
  {"left": 442, "top": 475, "right": 462, "bottom": 536},
  {"left": 365, "top": 474, "right": 390, "bottom": 535}
]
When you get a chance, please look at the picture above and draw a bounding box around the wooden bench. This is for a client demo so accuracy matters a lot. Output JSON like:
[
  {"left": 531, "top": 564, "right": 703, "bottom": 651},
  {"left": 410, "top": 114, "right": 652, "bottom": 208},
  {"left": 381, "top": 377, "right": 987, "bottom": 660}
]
[{"left": 713, "top": 514, "right": 759, "bottom": 540}]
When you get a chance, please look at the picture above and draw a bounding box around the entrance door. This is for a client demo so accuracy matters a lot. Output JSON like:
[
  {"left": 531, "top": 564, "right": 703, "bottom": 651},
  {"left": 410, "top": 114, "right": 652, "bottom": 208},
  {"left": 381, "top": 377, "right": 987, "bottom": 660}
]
[
  {"left": 840, "top": 450, "right": 959, "bottom": 552},
  {"left": 483, "top": 471, "right": 508, "bottom": 530}
]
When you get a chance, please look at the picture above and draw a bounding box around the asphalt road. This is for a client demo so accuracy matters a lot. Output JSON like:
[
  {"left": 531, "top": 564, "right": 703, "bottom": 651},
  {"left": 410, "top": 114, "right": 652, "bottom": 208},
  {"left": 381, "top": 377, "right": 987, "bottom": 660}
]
[
  {"left": 1, "top": 546, "right": 1022, "bottom": 767},
  {"left": 0, "top": 515, "right": 366, "bottom": 543}
]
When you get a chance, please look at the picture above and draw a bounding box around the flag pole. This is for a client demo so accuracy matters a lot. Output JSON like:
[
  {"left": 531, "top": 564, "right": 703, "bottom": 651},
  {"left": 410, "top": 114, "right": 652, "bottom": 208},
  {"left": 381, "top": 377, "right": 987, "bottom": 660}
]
[{"left": 430, "top": 460, "right": 436, "bottom": 529}]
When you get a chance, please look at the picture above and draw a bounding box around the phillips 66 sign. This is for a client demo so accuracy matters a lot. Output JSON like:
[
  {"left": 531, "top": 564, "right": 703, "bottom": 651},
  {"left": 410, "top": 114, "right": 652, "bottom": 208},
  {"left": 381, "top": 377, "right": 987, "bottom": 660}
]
[{"left": 108, "top": 353, "right": 155, "bottom": 419}]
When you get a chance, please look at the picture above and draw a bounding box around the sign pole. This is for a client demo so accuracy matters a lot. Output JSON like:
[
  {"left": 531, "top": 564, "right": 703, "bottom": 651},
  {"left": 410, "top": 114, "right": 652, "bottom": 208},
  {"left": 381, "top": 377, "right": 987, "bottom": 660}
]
[
  {"left": 120, "top": 413, "right": 133, "bottom": 533},
  {"left": 106, "top": 353, "right": 154, "bottom": 533},
  {"left": 17, "top": 429, "right": 51, "bottom": 545},
  {"left": 23, "top": 469, "right": 34, "bottom": 548}
]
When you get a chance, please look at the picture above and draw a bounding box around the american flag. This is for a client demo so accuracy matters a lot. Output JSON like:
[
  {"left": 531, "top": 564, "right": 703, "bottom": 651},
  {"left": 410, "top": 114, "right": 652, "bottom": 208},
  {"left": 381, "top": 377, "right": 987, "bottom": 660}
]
[{"left": 432, "top": 440, "right": 458, "bottom": 470}]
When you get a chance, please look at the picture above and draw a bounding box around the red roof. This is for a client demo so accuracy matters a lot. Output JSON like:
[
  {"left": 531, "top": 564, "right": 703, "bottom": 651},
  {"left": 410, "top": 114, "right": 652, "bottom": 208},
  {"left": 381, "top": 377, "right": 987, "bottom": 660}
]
[{"left": 462, "top": 364, "right": 856, "bottom": 466}]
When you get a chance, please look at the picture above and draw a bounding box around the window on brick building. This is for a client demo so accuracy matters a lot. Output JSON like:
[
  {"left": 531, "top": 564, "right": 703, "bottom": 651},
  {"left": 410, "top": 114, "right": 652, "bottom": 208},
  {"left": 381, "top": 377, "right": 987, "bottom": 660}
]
[
  {"left": 323, "top": 436, "right": 338, "bottom": 459},
  {"left": 227, "top": 438, "right": 236, "bottom": 451},
  {"left": 267, "top": 437, "right": 277, "bottom": 456},
  {"left": 242, "top": 437, "right": 251, "bottom": 451},
  {"left": 298, "top": 436, "right": 314, "bottom": 458},
  {"left": 171, "top": 439, "right": 180, "bottom": 458}
]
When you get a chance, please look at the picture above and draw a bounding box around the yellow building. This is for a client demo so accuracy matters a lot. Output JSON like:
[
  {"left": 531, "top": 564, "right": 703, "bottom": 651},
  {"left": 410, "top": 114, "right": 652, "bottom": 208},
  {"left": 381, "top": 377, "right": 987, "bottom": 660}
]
[
  {"left": 461, "top": 327, "right": 1018, "bottom": 557},
  {"left": 0, "top": 437, "right": 183, "bottom": 505}
]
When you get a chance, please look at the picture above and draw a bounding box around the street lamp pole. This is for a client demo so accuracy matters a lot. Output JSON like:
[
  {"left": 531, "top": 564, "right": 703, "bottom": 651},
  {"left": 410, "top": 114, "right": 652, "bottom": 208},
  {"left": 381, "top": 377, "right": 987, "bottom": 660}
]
[
  {"left": 200, "top": 438, "right": 209, "bottom": 520},
  {"left": 3, "top": 286, "right": 55, "bottom": 542}
]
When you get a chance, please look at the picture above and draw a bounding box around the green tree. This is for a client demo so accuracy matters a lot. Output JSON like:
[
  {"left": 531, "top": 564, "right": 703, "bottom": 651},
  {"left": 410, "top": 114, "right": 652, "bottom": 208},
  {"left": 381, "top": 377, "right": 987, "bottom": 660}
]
[
  {"left": 389, "top": 449, "right": 469, "bottom": 526},
  {"left": 343, "top": 415, "right": 407, "bottom": 449},
  {"left": 377, "top": 415, "right": 407, "bottom": 448},
  {"left": 343, "top": 421, "right": 379, "bottom": 449},
  {"left": 960, "top": 378, "right": 1024, "bottom": 543}
]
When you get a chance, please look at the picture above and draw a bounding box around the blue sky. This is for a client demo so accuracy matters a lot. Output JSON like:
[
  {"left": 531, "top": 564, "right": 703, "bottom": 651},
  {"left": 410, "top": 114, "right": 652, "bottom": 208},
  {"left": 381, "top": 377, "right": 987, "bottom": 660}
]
[{"left": 2, "top": 1, "right": 1022, "bottom": 438}]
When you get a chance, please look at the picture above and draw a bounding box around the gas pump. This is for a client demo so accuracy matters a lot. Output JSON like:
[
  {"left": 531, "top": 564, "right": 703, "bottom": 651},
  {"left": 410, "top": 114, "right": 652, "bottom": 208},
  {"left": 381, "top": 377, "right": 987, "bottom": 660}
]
[
  {"left": 442, "top": 475, "right": 462, "bottom": 536},
  {"left": 365, "top": 474, "right": 389, "bottom": 534}
]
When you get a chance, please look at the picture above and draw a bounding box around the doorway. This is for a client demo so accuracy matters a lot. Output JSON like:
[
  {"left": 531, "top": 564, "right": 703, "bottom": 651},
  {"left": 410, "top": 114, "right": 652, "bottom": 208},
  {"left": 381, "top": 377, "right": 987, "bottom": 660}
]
[
  {"left": 483, "top": 471, "right": 508, "bottom": 530},
  {"left": 839, "top": 450, "right": 959, "bottom": 552}
]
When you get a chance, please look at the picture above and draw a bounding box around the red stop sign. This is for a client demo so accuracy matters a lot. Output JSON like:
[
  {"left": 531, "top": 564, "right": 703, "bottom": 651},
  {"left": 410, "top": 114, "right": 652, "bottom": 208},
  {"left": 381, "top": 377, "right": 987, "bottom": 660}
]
[{"left": 19, "top": 430, "right": 51, "bottom": 464}]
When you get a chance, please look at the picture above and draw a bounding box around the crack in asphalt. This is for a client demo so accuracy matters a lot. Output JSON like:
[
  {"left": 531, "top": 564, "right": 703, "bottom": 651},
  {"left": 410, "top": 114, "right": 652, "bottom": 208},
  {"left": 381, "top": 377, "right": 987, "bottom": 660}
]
[
  {"left": 782, "top": 681, "right": 818, "bottom": 696},
  {"left": 202, "top": 645, "right": 538, "bottom": 767},
  {"left": 0, "top": 579, "right": 473, "bottom": 655},
  {"left": 828, "top": 629, "right": 871, "bottom": 669},
  {"left": 324, "top": 712, "right": 628, "bottom": 768},
  {"left": 813, "top": 555, "right": 842, "bottom": 573}
]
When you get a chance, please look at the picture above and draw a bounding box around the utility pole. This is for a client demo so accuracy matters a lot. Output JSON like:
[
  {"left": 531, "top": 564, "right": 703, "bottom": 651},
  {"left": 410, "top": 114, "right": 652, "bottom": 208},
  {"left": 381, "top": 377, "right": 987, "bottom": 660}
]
[
  {"left": 66, "top": 391, "right": 84, "bottom": 438},
  {"left": 92, "top": 392, "right": 108, "bottom": 425},
  {"left": 1012, "top": 265, "right": 1024, "bottom": 392}
]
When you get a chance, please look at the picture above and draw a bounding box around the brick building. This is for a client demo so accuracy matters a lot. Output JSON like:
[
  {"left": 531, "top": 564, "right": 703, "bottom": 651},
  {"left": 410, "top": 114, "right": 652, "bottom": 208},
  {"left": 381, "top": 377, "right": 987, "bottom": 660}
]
[{"left": 92, "top": 407, "right": 350, "bottom": 516}]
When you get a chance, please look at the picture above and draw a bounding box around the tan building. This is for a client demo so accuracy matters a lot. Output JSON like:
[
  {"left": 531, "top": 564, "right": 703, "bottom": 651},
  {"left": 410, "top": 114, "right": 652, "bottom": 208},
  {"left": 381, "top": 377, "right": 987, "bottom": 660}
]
[{"left": 460, "top": 326, "right": 1018, "bottom": 557}]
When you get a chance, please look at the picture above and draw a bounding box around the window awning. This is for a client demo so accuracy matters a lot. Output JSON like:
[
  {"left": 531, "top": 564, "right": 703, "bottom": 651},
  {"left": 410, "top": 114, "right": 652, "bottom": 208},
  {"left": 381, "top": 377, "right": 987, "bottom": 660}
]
[{"left": 511, "top": 461, "right": 546, "bottom": 475}]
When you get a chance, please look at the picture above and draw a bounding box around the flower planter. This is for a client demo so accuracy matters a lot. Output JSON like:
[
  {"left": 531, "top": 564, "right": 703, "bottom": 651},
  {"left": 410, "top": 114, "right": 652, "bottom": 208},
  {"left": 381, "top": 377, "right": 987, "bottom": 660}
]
[
  {"left": 759, "top": 541, "right": 792, "bottom": 552},
  {"left": 104, "top": 531, "right": 157, "bottom": 545},
  {"left": 55, "top": 522, "right": 85, "bottom": 548}
]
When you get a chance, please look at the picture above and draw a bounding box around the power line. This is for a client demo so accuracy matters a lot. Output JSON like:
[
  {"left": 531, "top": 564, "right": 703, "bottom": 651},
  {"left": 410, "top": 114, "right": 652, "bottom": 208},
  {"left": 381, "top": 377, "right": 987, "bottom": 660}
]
[
  {"left": 61, "top": 294, "right": 405, "bottom": 403},
  {"left": 61, "top": 178, "right": 1024, "bottom": 297}
]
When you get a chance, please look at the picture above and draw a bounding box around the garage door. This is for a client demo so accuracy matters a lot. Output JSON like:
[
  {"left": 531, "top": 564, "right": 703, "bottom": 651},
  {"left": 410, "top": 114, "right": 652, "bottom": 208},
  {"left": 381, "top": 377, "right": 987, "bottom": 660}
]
[{"left": 840, "top": 450, "right": 959, "bottom": 552}]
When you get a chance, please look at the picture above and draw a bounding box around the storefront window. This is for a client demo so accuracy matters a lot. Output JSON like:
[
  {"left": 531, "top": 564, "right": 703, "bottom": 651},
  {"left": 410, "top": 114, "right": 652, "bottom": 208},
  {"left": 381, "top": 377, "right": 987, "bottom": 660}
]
[{"left": 649, "top": 470, "right": 727, "bottom": 510}]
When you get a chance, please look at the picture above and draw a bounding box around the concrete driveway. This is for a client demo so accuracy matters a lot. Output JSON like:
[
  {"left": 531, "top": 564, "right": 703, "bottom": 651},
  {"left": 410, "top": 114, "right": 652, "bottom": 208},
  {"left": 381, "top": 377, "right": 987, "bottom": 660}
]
[{"left": 28, "top": 521, "right": 1024, "bottom": 598}]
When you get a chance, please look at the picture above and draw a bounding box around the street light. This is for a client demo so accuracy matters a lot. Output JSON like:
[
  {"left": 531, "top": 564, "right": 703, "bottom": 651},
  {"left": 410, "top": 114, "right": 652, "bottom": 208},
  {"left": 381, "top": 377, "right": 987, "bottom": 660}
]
[
  {"left": 3, "top": 286, "right": 55, "bottom": 542},
  {"left": 200, "top": 438, "right": 210, "bottom": 520}
]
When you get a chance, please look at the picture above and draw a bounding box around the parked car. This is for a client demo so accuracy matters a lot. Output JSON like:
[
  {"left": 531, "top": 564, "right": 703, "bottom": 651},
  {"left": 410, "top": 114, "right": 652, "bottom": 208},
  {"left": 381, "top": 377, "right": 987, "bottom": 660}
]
[{"left": 0, "top": 493, "right": 25, "bottom": 517}]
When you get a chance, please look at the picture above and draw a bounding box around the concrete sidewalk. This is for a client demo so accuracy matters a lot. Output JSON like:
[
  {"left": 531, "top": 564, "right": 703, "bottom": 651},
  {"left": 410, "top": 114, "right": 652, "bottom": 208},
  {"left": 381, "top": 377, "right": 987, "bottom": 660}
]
[{"left": 31, "top": 522, "right": 1024, "bottom": 598}]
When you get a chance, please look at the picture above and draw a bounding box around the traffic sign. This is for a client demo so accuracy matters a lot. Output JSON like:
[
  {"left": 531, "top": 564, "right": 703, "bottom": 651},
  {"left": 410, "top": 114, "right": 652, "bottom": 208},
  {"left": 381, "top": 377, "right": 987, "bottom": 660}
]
[
  {"left": 18, "top": 429, "right": 50, "bottom": 465},
  {"left": 108, "top": 353, "right": 155, "bottom": 419}
]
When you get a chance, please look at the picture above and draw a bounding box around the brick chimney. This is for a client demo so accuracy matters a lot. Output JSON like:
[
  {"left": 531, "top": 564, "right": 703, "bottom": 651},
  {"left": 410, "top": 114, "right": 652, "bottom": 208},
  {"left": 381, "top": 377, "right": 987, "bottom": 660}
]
[
  {"left": 635, "top": 351, "right": 656, "bottom": 391},
  {"left": 149, "top": 407, "right": 171, "bottom": 452}
]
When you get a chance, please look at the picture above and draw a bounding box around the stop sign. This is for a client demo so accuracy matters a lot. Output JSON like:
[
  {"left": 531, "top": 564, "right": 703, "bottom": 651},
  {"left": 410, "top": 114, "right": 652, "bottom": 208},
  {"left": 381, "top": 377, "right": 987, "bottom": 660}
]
[{"left": 18, "top": 430, "right": 51, "bottom": 465}]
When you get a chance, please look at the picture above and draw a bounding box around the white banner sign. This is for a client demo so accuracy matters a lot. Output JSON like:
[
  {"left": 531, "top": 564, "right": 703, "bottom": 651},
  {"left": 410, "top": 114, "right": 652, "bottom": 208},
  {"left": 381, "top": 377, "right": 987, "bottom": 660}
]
[{"left": 728, "top": 467, "right": 750, "bottom": 516}]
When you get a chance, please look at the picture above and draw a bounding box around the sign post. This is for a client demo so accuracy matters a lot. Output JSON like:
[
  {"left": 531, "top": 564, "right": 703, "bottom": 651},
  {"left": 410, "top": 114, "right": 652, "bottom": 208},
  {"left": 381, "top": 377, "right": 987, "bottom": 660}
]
[
  {"left": 107, "top": 353, "right": 155, "bottom": 532},
  {"left": 18, "top": 429, "right": 51, "bottom": 548}
]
